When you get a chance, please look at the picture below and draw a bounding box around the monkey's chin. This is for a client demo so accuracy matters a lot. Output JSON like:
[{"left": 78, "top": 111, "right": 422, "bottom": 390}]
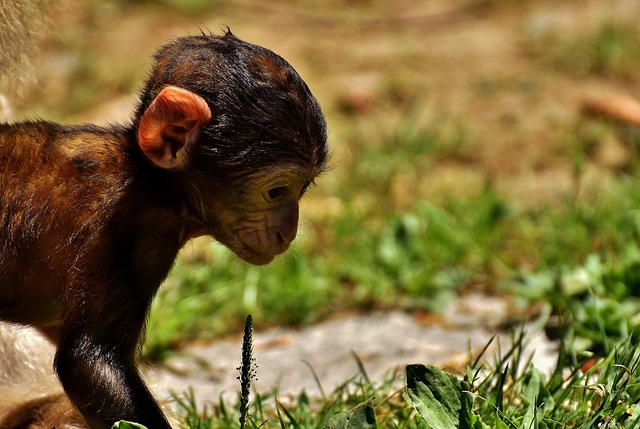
[{"left": 236, "top": 249, "right": 276, "bottom": 266}]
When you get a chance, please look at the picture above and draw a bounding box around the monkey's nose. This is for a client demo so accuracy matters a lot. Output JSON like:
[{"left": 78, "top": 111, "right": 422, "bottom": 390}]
[{"left": 276, "top": 223, "right": 298, "bottom": 247}]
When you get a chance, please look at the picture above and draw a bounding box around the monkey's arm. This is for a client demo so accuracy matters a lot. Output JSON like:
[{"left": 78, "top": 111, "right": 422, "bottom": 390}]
[
  {"left": 51, "top": 204, "right": 183, "bottom": 429},
  {"left": 54, "top": 293, "right": 172, "bottom": 429}
]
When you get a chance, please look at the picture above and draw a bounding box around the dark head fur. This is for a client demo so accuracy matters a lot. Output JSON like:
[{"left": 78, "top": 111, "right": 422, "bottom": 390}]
[{"left": 133, "top": 31, "right": 328, "bottom": 183}]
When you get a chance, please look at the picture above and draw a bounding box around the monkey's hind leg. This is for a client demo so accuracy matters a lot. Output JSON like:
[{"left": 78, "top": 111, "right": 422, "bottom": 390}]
[
  {"left": 0, "top": 393, "right": 88, "bottom": 429},
  {"left": 0, "top": 323, "right": 88, "bottom": 428}
]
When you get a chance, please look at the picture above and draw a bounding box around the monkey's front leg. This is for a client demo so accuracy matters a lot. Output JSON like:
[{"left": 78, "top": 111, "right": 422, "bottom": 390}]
[{"left": 54, "top": 307, "right": 172, "bottom": 429}]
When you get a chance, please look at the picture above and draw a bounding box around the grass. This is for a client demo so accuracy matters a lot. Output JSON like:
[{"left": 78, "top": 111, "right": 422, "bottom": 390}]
[
  {"left": 146, "top": 169, "right": 640, "bottom": 357},
  {"left": 155, "top": 325, "right": 640, "bottom": 429},
  {"left": 468, "top": 334, "right": 640, "bottom": 428}
]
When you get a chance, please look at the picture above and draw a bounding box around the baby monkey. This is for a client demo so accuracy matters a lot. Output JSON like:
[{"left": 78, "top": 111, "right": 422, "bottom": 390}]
[{"left": 0, "top": 30, "right": 328, "bottom": 429}]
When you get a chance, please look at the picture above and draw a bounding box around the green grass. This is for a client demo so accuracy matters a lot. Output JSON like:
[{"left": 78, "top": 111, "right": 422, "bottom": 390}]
[
  {"left": 146, "top": 170, "right": 640, "bottom": 357},
  {"left": 467, "top": 334, "right": 640, "bottom": 429},
  {"left": 511, "top": 244, "right": 640, "bottom": 356},
  {"left": 148, "top": 326, "right": 640, "bottom": 429}
]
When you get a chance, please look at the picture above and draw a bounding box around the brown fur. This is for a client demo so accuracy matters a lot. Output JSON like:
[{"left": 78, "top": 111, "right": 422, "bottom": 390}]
[
  {"left": 0, "top": 32, "right": 327, "bottom": 429},
  {"left": 1, "top": 394, "right": 86, "bottom": 429}
]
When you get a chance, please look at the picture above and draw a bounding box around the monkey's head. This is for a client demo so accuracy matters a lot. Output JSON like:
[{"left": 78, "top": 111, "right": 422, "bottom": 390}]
[{"left": 133, "top": 31, "right": 328, "bottom": 265}]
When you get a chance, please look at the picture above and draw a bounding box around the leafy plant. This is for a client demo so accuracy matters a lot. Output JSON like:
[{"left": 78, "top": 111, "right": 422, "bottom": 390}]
[
  {"left": 324, "top": 399, "right": 377, "bottom": 429},
  {"left": 326, "top": 336, "right": 640, "bottom": 429},
  {"left": 404, "top": 364, "right": 487, "bottom": 429},
  {"left": 511, "top": 246, "right": 640, "bottom": 354}
]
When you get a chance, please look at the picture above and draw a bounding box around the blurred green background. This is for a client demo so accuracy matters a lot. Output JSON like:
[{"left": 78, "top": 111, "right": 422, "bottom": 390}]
[{"left": 11, "top": 0, "right": 640, "bottom": 359}]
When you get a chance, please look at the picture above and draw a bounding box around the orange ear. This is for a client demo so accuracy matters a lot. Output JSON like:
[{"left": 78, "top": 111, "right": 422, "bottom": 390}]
[{"left": 137, "top": 85, "right": 212, "bottom": 169}]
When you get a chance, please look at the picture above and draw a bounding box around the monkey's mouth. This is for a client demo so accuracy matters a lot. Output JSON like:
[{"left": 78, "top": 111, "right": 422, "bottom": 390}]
[
  {"left": 234, "top": 238, "right": 293, "bottom": 265},
  {"left": 229, "top": 227, "right": 292, "bottom": 266},
  {"left": 215, "top": 225, "right": 290, "bottom": 265}
]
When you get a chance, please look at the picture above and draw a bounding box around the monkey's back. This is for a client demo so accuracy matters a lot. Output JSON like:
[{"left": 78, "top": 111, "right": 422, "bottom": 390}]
[{"left": 0, "top": 122, "right": 132, "bottom": 326}]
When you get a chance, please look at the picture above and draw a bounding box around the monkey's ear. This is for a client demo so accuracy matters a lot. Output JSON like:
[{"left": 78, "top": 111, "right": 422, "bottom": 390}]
[{"left": 137, "top": 85, "right": 212, "bottom": 169}]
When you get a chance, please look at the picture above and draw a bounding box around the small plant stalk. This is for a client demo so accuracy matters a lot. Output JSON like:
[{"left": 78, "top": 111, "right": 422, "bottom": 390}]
[{"left": 238, "top": 314, "right": 256, "bottom": 429}]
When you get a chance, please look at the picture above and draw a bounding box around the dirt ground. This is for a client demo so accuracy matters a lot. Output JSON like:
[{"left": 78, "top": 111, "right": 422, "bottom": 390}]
[
  {"left": 0, "top": 296, "right": 557, "bottom": 413},
  {"left": 148, "top": 293, "right": 558, "bottom": 411}
]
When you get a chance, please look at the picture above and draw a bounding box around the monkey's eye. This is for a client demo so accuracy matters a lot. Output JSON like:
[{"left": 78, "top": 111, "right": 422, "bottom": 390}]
[{"left": 268, "top": 186, "right": 288, "bottom": 200}]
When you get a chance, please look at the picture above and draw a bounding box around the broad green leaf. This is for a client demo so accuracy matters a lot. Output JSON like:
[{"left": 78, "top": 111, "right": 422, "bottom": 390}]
[
  {"left": 111, "top": 422, "right": 148, "bottom": 429},
  {"left": 403, "top": 364, "right": 461, "bottom": 429},
  {"left": 404, "top": 364, "right": 489, "bottom": 429},
  {"left": 324, "top": 398, "right": 377, "bottom": 429}
]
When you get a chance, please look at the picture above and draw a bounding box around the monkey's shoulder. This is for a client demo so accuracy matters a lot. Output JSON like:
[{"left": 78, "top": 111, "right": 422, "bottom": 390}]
[
  {"left": 0, "top": 120, "right": 131, "bottom": 172},
  {"left": 56, "top": 123, "right": 132, "bottom": 172}
]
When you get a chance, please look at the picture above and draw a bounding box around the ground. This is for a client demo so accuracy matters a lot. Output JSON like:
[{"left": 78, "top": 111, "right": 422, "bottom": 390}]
[{"left": 149, "top": 294, "right": 558, "bottom": 411}]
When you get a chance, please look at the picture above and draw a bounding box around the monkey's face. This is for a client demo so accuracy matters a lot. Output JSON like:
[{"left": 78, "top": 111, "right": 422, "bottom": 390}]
[
  {"left": 205, "top": 169, "right": 314, "bottom": 265},
  {"left": 135, "top": 83, "right": 326, "bottom": 266},
  {"left": 135, "top": 33, "right": 329, "bottom": 265}
]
